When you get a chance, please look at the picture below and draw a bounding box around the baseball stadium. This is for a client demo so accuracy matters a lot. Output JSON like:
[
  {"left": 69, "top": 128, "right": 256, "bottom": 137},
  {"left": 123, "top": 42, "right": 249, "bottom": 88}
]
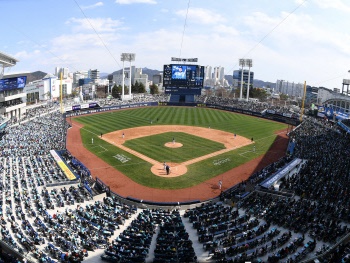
[
  {"left": 1, "top": 3, "right": 350, "bottom": 261},
  {"left": 2, "top": 76, "right": 350, "bottom": 263}
]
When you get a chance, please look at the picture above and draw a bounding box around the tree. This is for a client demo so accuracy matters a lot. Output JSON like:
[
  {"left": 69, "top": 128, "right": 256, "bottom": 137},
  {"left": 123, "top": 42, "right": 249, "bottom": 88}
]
[
  {"left": 250, "top": 87, "right": 268, "bottom": 101},
  {"left": 215, "top": 87, "right": 227, "bottom": 97},
  {"left": 280, "top": 93, "right": 289, "bottom": 101},
  {"left": 43, "top": 91, "right": 51, "bottom": 100},
  {"left": 112, "top": 84, "right": 120, "bottom": 98},
  {"left": 112, "top": 84, "right": 129, "bottom": 98},
  {"left": 131, "top": 82, "right": 137, "bottom": 93},
  {"left": 132, "top": 81, "right": 146, "bottom": 93},
  {"left": 138, "top": 82, "right": 146, "bottom": 93},
  {"left": 71, "top": 89, "right": 79, "bottom": 98},
  {"left": 149, "top": 83, "right": 159, "bottom": 94}
]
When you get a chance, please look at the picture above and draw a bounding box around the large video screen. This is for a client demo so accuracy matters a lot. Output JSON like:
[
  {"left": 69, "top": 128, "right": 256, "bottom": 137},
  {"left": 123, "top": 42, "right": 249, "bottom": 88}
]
[
  {"left": 163, "top": 64, "right": 204, "bottom": 88},
  {"left": 0, "top": 76, "right": 27, "bottom": 92}
]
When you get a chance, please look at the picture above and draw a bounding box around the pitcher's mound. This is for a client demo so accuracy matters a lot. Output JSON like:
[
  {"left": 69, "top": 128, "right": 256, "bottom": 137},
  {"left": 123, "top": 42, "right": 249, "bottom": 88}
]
[
  {"left": 151, "top": 162, "right": 187, "bottom": 177},
  {"left": 164, "top": 142, "right": 183, "bottom": 148}
]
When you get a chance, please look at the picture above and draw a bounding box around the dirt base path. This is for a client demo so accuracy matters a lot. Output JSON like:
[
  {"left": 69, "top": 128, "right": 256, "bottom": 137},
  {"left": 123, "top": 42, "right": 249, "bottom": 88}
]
[{"left": 66, "top": 121, "right": 289, "bottom": 202}]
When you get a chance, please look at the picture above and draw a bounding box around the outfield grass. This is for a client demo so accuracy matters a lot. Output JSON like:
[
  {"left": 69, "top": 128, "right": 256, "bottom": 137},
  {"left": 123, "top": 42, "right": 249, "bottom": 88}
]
[{"left": 74, "top": 106, "right": 287, "bottom": 189}]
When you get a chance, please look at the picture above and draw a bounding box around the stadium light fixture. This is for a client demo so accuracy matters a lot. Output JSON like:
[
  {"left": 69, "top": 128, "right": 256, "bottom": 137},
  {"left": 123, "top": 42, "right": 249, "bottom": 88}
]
[
  {"left": 239, "top": 59, "right": 246, "bottom": 100},
  {"left": 246, "top": 59, "right": 253, "bottom": 102}
]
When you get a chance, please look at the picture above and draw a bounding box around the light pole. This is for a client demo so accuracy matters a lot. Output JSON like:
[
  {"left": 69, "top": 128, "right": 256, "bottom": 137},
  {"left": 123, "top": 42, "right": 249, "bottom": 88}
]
[
  {"left": 239, "top": 59, "right": 245, "bottom": 100},
  {"left": 246, "top": 59, "right": 253, "bottom": 102},
  {"left": 120, "top": 53, "right": 135, "bottom": 100}
]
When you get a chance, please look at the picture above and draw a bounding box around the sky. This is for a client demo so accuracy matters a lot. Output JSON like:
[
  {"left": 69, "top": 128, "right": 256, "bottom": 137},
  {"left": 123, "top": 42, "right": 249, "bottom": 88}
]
[{"left": 1, "top": 0, "right": 350, "bottom": 89}]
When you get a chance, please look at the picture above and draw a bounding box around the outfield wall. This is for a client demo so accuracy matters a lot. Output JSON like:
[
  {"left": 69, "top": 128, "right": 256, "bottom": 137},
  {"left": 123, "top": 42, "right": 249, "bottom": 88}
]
[{"left": 64, "top": 101, "right": 301, "bottom": 126}]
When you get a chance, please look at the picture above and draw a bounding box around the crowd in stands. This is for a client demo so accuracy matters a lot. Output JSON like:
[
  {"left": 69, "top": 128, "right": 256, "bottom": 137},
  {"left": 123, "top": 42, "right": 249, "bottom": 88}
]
[
  {"left": 0, "top": 111, "right": 68, "bottom": 157},
  {"left": 1, "top": 94, "right": 350, "bottom": 263},
  {"left": 196, "top": 95, "right": 300, "bottom": 118},
  {"left": 153, "top": 209, "right": 196, "bottom": 263}
]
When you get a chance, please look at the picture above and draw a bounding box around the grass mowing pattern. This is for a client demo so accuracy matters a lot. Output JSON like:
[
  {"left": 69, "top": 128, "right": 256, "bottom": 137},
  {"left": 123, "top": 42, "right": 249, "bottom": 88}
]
[
  {"left": 124, "top": 132, "right": 225, "bottom": 163},
  {"left": 75, "top": 107, "right": 287, "bottom": 189}
]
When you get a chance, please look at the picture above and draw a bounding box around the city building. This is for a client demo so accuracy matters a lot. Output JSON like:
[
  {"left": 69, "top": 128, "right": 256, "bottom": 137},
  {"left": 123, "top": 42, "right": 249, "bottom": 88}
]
[
  {"left": 203, "top": 65, "right": 228, "bottom": 88},
  {"left": 232, "top": 69, "right": 254, "bottom": 89},
  {"left": 24, "top": 73, "right": 73, "bottom": 103},
  {"left": 134, "top": 68, "right": 149, "bottom": 91},
  {"left": 305, "top": 86, "right": 318, "bottom": 105},
  {"left": 73, "top": 71, "right": 89, "bottom": 86},
  {"left": 152, "top": 73, "right": 162, "bottom": 85},
  {"left": 213, "top": 66, "right": 225, "bottom": 85},
  {"left": 55, "top": 67, "right": 69, "bottom": 79},
  {"left": 275, "top": 80, "right": 304, "bottom": 98},
  {"left": 88, "top": 69, "right": 100, "bottom": 82},
  {"left": 112, "top": 66, "right": 135, "bottom": 88},
  {"left": 152, "top": 73, "right": 163, "bottom": 91},
  {"left": 204, "top": 66, "right": 212, "bottom": 81}
]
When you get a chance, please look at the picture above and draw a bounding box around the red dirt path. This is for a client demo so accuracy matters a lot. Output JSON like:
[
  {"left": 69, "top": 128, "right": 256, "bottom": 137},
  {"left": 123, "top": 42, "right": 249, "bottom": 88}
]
[{"left": 66, "top": 120, "right": 289, "bottom": 202}]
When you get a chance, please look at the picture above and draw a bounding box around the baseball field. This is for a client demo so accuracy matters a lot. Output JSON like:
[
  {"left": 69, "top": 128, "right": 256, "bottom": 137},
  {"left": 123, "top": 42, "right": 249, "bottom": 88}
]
[{"left": 69, "top": 106, "right": 288, "bottom": 194}]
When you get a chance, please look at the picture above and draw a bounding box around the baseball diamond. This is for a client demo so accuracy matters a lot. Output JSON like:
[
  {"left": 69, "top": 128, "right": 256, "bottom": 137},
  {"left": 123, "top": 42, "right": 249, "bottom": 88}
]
[{"left": 67, "top": 106, "right": 289, "bottom": 202}]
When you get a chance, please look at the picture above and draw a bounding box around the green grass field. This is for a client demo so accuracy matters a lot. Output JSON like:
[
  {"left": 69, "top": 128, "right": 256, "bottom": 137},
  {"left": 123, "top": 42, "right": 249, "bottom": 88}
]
[
  {"left": 124, "top": 132, "right": 225, "bottom": 163},
  {"left": 74, "top": 106, "right": 287, "bottom": 189}
]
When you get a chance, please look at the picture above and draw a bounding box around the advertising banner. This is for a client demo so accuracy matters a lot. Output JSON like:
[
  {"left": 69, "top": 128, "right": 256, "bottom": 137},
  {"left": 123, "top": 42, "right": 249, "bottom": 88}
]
[{"left": 50, "top": 150, "right": 76, "bottom": 180}]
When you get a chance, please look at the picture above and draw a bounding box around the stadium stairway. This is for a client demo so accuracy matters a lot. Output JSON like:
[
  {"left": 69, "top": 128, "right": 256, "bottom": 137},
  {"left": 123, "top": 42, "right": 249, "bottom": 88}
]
[
  {"left": 145, "top": 224, "right": 161, "bottom": 262},
  {"left": 181, "top": 209, "right": 211, "bottom": 262}
]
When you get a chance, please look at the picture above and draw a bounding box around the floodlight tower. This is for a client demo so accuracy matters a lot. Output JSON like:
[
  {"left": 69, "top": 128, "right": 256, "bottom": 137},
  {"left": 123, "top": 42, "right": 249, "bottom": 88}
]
[
  {"left": 239, "top": 59, "right": 246, "bottom": 100},
  {"left": 120, "top": 53, "right": 135, "bottom": 100},
  {"left": 246, "top": 59, "right": 253, "bottom": 102}
]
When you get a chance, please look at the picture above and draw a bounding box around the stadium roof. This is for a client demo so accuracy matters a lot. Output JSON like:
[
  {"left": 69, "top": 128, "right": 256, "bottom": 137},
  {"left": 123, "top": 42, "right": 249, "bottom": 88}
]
[{"left": 0, "top": 51, "right": 18, "bottom": 67}]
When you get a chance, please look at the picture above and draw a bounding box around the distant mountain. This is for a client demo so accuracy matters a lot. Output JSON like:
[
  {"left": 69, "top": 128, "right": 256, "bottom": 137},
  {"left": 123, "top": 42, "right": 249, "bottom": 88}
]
[
  {"left": 27, "top": 71, "right": 47, "bottom": 83},
  {"left": 253, "top": 79, "right": 276, "bottom": 90},
  {"left": 99, "top": 72, "right": 109, "bottom": 79},
  {"left": 141, "top": 67, "right": 163, "bottom": 77}
]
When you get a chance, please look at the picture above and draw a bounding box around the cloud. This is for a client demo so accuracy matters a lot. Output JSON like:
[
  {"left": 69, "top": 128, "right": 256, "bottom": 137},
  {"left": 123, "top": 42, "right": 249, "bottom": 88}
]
[
  {"left": 14, "top": 49, "right": 41, "bottom": 60},
  {"left": 214, "top": 24, "right": 240, "bottom": 37},
  {"left": 312, "top": 0, "right": 350, "bottom": 12},
  {"left": 81, "top": 1, "right": 104, "bottom": 10},
  {"left": 43, "top": 30, "right": 125, "bottom": 71},
  {"left": 115, "top": 0, "right": 156, "bottom": 4},
  {"left": 66, "top": 17, "right": 123, "bottom": 33},
  {"left": 175, "top": 8, "right": 225, "bottom": 25}
]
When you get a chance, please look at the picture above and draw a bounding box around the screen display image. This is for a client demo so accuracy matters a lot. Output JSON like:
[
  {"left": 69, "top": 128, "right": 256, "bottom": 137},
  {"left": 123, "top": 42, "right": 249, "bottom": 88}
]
[
  {"left": 172, "top": 65, "right": 187, "bottom": 79},
  {"left": 0, "top": 76, "right": 27, "bottom": 92},
  {"left": 163, "top": 64, "right": 204, "bottom": 88},
  {"left": 17, "top": 77, "right": 26, "bottom": 88}
]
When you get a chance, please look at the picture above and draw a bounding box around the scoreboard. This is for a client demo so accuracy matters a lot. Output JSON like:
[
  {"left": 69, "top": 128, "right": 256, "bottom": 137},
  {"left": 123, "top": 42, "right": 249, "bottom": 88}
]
[
  {"left": 163, "top": 64, "right": 204, "bottom": 88},
  {"left": 0, "top": 76, "right": 26, "bottom": 92}
]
